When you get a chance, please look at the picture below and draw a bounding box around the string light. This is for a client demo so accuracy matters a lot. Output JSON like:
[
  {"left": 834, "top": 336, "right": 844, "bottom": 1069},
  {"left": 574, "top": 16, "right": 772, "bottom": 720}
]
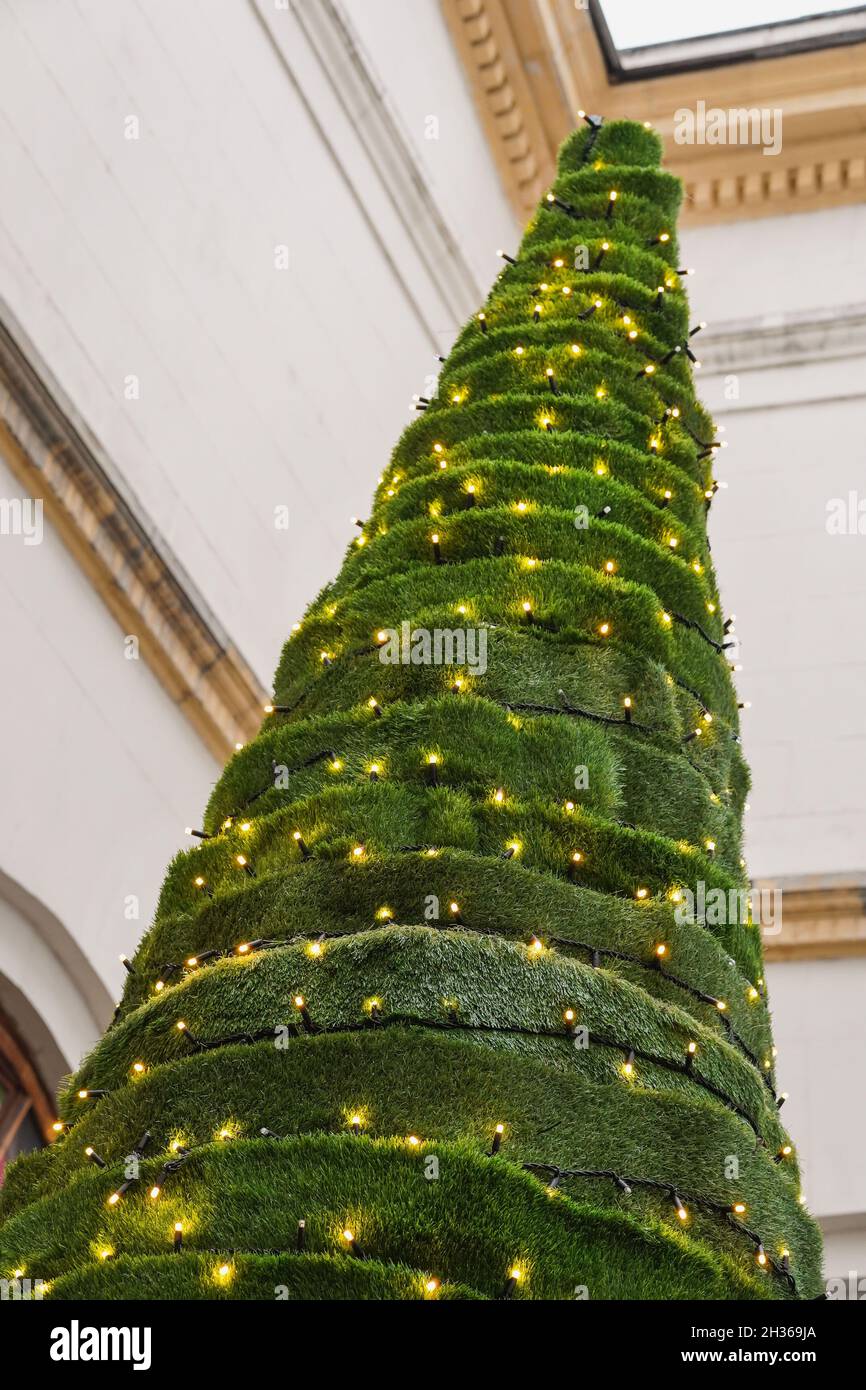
[
  {"left": 152, "top": 996, "right": 770, "bottom": 1137},
  {"left": 501, "top": 1266, "right": 522, "bottom": 1300},
  {"left": 293, "top": 994, "right": 315, "bottom": 1033},
  {"left": 107, "top": 1180, "right": 135, "bottom": 1206},
  {"left": 342, "top": 1229, "right": 366, "bottom": 1259},
  {"left": 606, "top": 189, "right": 618, "bottom": 219},
  {"left": 489, "top": 1123, "right": 505, "bottom": 1156}
]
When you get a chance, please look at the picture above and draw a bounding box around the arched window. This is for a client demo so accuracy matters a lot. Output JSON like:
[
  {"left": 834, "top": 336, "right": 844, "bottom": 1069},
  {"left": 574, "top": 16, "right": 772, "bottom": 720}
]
[{"left": 0, "top": 1011, "right": 55, "bottom": 1185}]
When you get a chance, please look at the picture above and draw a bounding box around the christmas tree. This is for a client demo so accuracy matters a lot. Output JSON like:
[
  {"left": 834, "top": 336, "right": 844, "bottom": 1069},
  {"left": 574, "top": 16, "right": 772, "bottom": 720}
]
[{"left": 0, "top": 119, "right": 822, "bottom": 1300}]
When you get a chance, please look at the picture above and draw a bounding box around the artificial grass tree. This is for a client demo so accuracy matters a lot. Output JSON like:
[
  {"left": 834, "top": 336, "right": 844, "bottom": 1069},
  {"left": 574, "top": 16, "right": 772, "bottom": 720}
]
[{"left": 0, "top": 118, "right": 822, "bottom": 1301}]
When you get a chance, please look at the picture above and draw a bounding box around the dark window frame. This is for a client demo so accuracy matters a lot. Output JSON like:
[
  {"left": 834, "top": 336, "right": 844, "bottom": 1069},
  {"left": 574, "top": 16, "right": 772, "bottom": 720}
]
[{"left": 590, "top": 0, "right": 866, "bottom": 80}]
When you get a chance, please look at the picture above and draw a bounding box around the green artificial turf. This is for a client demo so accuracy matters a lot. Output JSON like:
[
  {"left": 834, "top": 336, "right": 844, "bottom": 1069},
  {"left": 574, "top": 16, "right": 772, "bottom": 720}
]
[{"left": 0, "top": 116, "right": 822, "bottom": 1301}]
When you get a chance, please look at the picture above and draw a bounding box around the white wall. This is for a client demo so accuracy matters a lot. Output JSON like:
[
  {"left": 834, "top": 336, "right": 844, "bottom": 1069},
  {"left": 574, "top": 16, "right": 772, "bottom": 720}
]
[
  {"left": 770, "top": 956, "right": 866, "bottom": 1283},
  {"left": 684, "top": 205, "right": 866, "bottom": 879},
  {"left": 0, "top": 0, "right": 515, "bottom": 1092},
  {"left": 340, "top": 0, "right": 516, "bottom": 288},
  {"left": 682, "top": 205, "right": 866, "bottom": 1280},
  {"left": 0, "top": 0, "right": 515, "bottom": 686},
  {"left": 0, "top": 450, "right": 218, "bottom": 1075}
]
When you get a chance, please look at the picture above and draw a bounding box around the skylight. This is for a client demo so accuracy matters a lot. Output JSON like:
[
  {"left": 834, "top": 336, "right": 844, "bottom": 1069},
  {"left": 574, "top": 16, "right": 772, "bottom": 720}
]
[{"left": 591, "top": 1, "right": 866, "bottom": 77}]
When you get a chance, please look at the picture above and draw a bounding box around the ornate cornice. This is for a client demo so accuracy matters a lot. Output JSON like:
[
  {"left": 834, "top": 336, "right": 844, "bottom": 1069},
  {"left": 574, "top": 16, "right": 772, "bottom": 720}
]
[
  {"left": 0, "top": 305, "right": 268, "bottom": 762},
  {"left": 441, "top": 0, "right": 570, "bottom": 214},
  {"left": 761, "top": 878, "right": 866, "bottom": 962},
  {"left": 442, "top": 0, "right": 866, "bottom": 225},
  {"left": 697, "top": 303, "right": 866, "bottom": 377}
]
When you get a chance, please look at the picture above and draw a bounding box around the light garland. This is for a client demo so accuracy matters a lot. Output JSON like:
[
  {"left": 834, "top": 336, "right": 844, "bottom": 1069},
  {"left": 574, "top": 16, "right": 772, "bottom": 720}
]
[
  {"left": 126, "top": 913, "right": 767, "bottom": 1075},
  {"left": 59, "top": 1000, "right": 777, "bottom": 1137}
]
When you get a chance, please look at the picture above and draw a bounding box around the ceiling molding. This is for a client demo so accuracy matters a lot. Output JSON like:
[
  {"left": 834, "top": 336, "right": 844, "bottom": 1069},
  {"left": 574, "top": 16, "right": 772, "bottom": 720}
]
[
  {"left": 0, "top": 304, "right": 267, "bottom": 763},
  {"left": 697, "top": 303, "right": 866, "bottom": 376},
  {"left": 441, "top": 0, "right": 866, "bottom": 225},
  {"left": 761, "top": 879, "right": 866, "bottom": 962},
  {"left": 440, "top": 0, "right": 572, "bottom": 215}
]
